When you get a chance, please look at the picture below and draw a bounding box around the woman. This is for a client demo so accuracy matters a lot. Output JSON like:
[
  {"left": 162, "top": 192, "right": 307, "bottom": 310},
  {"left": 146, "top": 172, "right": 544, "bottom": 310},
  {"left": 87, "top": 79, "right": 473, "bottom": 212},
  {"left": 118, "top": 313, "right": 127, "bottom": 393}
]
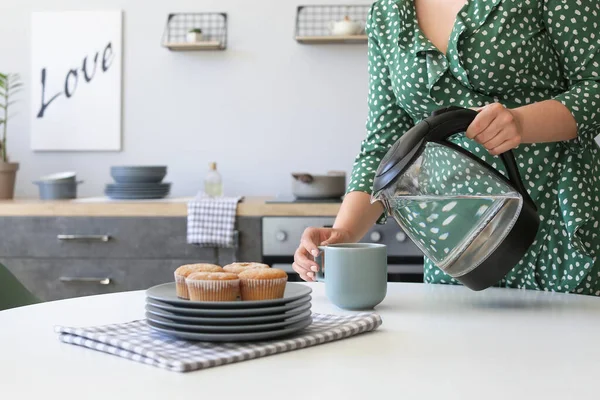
[{"left": 293, "top": 0, "right": 600, "bottom": 295}]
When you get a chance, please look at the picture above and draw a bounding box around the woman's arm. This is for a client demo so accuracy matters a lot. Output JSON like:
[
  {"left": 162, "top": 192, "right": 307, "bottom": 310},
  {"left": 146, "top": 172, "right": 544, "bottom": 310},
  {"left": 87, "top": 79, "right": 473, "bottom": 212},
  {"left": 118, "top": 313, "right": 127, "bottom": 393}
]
[
  {"left": 333, "top": 191, "right": 384, "bottom": 242},
  {"left": 466, "top": 0, "right": 600, "bottom": 153},
  {"left": 511, "top": 100, "right": 577, "bottom": 144},
  {"left": 338, "top": 3, "right": 415, "bottom": 229}
]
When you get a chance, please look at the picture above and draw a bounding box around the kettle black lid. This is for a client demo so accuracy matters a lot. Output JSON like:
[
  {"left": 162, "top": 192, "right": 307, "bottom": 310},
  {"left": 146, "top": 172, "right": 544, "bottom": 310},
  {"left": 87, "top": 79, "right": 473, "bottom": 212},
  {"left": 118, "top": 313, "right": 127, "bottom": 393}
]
[{"left": 373, "top": 106, "right": 479, "bottom": 194}]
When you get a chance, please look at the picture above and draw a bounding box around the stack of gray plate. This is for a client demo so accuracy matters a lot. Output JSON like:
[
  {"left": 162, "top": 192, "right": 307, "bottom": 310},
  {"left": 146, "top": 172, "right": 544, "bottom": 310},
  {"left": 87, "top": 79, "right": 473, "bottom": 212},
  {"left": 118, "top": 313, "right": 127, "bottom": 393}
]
[
  {"left": 106, "top": 166, "right": 170, "bottom": 200},
  {"left": 145, "top": 282, "right": 313, "bottom": 342}
]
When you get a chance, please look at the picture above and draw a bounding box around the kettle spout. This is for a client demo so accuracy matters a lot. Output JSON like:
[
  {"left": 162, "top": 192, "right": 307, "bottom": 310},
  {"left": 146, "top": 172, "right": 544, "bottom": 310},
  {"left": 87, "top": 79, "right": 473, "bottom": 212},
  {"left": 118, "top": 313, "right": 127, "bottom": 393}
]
[
  {"left": 370, "top": 189, "right": 392, "bottom": 216},
  {"left": 370, "top": 190, "right": 384, "bottom": 205}
]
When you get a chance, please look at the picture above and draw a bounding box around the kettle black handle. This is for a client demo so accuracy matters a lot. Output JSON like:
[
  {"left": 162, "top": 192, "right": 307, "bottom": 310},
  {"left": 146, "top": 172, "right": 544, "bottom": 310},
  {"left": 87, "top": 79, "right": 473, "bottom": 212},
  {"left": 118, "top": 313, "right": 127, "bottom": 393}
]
[{"left": 426, "top": 106, "right": 535, "bottom": 208}]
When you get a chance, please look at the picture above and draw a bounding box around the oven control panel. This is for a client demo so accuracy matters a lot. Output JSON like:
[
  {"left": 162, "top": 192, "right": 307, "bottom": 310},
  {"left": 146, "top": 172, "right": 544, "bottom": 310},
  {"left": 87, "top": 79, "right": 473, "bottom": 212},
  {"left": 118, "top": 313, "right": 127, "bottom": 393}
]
[{"left": 261, "top": 217, "right": 423, "bottom": 257}]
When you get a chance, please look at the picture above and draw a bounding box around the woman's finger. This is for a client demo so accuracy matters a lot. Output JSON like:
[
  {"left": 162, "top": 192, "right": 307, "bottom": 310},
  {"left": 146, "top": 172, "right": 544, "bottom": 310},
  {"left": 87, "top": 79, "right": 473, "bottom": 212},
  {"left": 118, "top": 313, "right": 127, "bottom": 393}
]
[
  {"left": 292, "top": 262, "right": 313, "bottom": 282},
  {"left": 294, "top": 247, "right": 319, "bottom": 272},
  {"left": 465, "top": 103, "right": 504, "bottom": 139},
  {"left": 300, "top": 228, "right": 321, "bottom": 257},
  {"left": 489, "top": 137, "right": 521, "bottom": 155},
  {"left": 480, "top": 128, "right": 513, "bottom": 151}
]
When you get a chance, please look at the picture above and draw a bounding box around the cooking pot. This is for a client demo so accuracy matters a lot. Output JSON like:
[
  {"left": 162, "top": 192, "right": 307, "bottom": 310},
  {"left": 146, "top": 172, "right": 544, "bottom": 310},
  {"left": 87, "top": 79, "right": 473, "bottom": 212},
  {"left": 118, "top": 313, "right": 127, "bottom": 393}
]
[
  {"left": 291, "top": 171, "right": 346, "bottom": 199},
  {"left": 371, "top": 106, "right": 540, "bottom": 291},
  {"left": 33, "top": 180, "right": 83, "bottom": 200}
]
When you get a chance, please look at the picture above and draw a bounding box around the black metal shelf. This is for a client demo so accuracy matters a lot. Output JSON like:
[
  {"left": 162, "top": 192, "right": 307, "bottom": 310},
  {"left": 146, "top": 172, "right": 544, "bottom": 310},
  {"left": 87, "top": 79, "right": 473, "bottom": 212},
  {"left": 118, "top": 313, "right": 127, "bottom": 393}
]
[
  {"left": 161, "top": 12, "right": 228, "bottom": 51},
  {"left": 294, "top": 5, "right": 369, "bottom": 44}
]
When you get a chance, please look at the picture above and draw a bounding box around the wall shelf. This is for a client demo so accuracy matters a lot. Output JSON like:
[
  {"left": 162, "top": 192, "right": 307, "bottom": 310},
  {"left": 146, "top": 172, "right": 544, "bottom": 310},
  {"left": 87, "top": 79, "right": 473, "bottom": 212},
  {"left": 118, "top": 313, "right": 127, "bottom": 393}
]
[
  {"left": 162, "top": 41, "right": 223, "bottom": 51},
  {"left": 161, "top": 12, "right": 227, "bottom": 51},
  {"left": 295, "top": 35, "right": 367, "bottom": 44},
  {"left": 294, "top": 5, "right": 369, "bottom": 45}
]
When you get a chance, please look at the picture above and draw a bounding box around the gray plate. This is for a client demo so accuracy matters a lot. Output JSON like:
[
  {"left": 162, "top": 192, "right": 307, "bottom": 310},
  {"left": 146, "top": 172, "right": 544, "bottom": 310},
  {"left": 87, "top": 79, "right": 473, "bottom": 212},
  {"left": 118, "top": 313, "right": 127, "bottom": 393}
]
[
  {"left": 145, "top": 301, "right": 312, "bottom": 325},
  {"left": 145, "top": 309, "right": 312, "bottom": 333},
  {"left": 106, "top": 182, "right": 171, "bottom": 189},
  {"left": 106, "top": 192, "right": 169, "bottom": 200},
  {"left": 146, "top": 282, "right": 312, "bottom": 308},
  {"left": 146, "top": 295, "right": 311, "bottom": 317},
  {"left": 147, "top": 317, "right": 313, "bottom": 342}
]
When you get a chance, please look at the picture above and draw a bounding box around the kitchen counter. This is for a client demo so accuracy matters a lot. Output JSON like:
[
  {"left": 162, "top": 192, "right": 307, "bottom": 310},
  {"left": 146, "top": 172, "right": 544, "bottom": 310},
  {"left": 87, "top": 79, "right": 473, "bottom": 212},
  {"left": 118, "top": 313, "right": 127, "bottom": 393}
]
[
  {"left": 1, "top": 282, "right": 599, "bottom": 399},
  {"left": 0, "top": 197, "right": 341, "bottom": 217}
]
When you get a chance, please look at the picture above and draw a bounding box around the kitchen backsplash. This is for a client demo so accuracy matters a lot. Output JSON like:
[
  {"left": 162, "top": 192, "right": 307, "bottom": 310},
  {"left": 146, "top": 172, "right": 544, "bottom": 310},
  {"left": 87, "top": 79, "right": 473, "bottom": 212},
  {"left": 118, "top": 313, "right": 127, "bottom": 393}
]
[{"left": 0, "top": 0, "right": 370, "bottom": 198}]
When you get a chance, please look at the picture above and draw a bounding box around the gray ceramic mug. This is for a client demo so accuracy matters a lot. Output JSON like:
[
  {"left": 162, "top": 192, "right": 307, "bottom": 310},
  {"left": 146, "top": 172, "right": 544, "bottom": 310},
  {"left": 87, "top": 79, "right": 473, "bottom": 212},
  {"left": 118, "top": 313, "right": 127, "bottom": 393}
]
[{"left": 315, "top": 243, "right": 388, "bottom": 310}]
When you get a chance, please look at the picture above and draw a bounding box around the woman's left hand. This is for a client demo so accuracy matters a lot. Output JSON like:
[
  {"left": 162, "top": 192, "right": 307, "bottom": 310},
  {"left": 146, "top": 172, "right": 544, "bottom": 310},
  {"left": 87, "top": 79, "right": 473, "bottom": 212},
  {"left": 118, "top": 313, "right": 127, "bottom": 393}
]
[{"left": 466, "top": 103, "right": 523, "bottom": 155}]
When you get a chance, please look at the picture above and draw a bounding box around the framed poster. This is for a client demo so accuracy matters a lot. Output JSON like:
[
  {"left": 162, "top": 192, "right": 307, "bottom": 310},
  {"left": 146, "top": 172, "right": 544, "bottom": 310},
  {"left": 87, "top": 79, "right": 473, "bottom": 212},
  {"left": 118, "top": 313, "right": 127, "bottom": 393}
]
[{"left": 31, "top": 10, "right": 123, "bottom": 151}]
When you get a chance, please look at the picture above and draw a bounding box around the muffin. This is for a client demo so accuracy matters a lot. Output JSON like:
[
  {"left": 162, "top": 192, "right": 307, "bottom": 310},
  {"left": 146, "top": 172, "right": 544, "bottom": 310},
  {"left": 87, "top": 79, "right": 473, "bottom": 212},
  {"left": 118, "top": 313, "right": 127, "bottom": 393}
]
[
  {"left": 223, "top": 262, "right": 270, "bottom": 275},
  {"left": 238, "top": 268, "right": 288, "bottom": 301},
  {"left": 174, "top": 264, "right": 223, "bottom": 299},
  {"left": 186, "top": 272, "right": 240, "bottom": 302}
]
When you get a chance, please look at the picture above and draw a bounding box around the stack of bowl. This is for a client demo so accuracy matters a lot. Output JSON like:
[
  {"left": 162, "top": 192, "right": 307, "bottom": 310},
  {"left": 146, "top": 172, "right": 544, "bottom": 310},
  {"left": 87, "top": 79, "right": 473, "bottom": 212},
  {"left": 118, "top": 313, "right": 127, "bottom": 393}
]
[
  {"left": 33, "top": 172, "right": 83, "bottom": 200},
  {"left": 106, "top": 166, "right": 170, "bottom": 200}
]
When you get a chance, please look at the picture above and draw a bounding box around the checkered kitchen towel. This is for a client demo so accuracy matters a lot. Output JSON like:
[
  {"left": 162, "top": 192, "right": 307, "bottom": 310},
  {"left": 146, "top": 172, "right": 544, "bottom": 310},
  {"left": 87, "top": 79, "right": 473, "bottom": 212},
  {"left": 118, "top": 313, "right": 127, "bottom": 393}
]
[
  {"left": 56, "top": 313, "right": 382, "bottom": 372},
  {"left": 187, "top": 194, "right": 243, "bottom": 247}
]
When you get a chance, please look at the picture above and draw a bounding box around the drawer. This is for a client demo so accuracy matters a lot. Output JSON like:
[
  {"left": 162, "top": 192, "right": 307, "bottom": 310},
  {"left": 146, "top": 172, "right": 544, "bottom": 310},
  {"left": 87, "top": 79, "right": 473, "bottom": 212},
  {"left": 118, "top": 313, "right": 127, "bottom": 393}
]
[
  {"left": 0, "top": 217, "right": 220, "bottom": 259},
  {"left": 2, "top": 258, "right": 205, "bottom": 301}
]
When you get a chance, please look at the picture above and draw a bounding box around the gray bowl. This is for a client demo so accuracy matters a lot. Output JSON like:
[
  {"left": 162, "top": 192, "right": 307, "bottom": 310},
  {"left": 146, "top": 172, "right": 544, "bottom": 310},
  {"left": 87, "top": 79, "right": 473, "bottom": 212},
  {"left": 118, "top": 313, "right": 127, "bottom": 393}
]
[
  {"left": 110, "top": 166, "right": 167, "bottom": 184},
  {"left": 33, "top": 180, "right": 83, "bottom": 200}
]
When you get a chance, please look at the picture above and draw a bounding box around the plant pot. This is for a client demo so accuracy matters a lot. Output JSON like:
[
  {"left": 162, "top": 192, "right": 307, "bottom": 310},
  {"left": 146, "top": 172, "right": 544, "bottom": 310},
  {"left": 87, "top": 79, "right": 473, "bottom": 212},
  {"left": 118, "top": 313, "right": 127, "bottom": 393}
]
[
  {"left": 0, "top": 162, "right": 19, "bottom": 200},
  {"left": 186, "top": 31, "right": 204, "bottom": 42}
]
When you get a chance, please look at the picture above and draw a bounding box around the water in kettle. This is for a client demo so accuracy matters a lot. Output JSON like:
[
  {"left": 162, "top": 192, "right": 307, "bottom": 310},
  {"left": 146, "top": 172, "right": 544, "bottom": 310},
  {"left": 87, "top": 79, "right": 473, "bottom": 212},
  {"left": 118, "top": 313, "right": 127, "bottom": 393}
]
[
  {"left": 388, "top": 193, "right": 521, "bottom": 275},
  {"left": 378, "top": 142, "right": 523, "bottom": 277}
]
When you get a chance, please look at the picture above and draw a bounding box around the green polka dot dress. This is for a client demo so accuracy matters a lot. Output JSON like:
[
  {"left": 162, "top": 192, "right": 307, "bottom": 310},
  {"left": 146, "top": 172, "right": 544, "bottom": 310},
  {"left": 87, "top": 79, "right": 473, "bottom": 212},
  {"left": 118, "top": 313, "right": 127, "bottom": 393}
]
[{"left": 347, "top": 0, "right": 600, "bottom": 295}]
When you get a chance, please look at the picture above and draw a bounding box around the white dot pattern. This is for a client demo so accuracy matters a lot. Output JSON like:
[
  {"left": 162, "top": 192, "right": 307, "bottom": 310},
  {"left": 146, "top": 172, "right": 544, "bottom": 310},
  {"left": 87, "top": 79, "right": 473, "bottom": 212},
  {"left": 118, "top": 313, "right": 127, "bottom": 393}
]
[{"left": 347, "top": 0, "right": 600, "bottom": 294}]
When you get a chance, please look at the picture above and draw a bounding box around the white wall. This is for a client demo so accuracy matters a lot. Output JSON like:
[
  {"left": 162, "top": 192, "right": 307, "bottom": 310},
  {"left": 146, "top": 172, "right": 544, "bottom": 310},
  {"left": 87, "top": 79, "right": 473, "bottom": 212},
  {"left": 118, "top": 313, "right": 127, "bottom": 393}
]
[{"left": 0, "top": 0, "right": 370, "bottom": 198}]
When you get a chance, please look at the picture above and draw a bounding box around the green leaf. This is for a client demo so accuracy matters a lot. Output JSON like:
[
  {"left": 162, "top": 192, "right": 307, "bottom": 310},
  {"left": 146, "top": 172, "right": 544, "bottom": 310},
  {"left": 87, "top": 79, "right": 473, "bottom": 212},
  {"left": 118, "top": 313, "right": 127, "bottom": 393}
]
[
  {"left": 9, "top": 83, "right": 23, "bottom": 90},
  {"left": 8, "top": 88, "right": 22, "bottom": 97}
]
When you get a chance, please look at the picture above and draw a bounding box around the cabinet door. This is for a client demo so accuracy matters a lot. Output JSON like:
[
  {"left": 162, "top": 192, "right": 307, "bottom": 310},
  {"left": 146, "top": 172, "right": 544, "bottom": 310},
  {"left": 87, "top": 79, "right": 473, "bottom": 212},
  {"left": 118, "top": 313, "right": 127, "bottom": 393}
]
[
  {"left": 0, "top": 216, "right": 262, "bottom": 261},
  {"left": 0, "top": 217, "right": 219, "bottom": 259},
  {"left": 2, "top": 258, "right": 204, "bottom": 301}
]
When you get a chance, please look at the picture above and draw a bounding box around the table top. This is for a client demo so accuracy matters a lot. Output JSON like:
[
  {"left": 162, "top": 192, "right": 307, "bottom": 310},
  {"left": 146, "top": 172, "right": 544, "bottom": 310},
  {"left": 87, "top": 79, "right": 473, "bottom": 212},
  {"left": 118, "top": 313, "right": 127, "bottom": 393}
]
[{"left": 1, "top": 282, "right": 599, "bottom": 399}]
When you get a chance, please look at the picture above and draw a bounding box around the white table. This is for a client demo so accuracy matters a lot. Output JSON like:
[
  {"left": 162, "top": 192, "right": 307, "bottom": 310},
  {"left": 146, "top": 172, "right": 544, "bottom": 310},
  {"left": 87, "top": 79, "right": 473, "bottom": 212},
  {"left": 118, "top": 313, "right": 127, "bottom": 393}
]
[{"left": 1, "top": 283, "right": 599, "bottom": 399}]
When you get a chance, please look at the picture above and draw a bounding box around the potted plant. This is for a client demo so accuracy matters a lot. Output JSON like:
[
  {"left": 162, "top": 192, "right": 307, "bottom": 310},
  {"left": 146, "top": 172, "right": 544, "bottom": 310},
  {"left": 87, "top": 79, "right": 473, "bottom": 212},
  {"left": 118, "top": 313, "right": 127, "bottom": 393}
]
[
  {"left": 0, "top": 73, "right": 22, "bottom": 200},
  {"left": 186, "top": 28, "right": 203, "bottom": 43}
]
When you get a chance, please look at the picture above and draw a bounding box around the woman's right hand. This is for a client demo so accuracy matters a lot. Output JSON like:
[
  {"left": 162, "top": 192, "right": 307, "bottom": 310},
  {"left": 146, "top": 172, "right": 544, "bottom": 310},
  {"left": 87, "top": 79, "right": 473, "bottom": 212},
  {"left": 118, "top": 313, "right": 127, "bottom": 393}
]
[{"left": 293, "top": 227, "right": 351, "bottom": 282}]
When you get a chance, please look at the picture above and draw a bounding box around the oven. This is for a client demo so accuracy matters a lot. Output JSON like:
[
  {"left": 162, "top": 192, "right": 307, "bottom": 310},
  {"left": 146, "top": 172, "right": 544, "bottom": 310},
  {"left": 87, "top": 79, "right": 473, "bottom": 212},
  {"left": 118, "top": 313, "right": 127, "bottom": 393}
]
[{"left": 261, "top": 217, "right": 424, "bottom": 282}]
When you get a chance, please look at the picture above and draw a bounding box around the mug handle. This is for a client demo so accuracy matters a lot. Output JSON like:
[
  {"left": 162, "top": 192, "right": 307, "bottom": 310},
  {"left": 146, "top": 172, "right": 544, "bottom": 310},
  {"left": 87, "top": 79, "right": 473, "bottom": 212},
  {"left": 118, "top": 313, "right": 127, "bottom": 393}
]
[{"left": 315, "top": 245, "right": 326, "bottom": 282}]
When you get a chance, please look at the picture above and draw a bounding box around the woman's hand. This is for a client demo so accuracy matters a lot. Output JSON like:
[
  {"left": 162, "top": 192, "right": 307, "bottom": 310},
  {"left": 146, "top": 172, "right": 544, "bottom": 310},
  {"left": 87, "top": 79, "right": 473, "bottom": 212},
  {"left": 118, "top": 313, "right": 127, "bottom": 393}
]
[
  {"left": 466, "top": 103, "right": 523, "bottom": 155},
  {"left": 293, "top": 227, "right": 351, "bottom": 282}
]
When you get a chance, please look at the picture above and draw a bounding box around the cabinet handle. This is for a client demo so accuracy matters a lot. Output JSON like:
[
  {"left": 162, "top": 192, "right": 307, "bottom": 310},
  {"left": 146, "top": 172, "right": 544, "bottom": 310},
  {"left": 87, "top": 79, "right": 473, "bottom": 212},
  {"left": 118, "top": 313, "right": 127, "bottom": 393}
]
[
  {"left": 59, "top": 277, "right": 111, "bottom": 285},
  {"left": 57, "top": 234, "right": 111, "bottom": 242}
]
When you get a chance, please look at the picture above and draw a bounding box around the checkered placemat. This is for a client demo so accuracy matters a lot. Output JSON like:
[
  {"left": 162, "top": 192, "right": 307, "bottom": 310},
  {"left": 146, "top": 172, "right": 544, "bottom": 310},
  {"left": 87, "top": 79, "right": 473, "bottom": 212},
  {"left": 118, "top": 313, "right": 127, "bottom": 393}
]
[
  {"left": 187, "top": 195, "right": 242, "bottom": 247},
  {"left": 55, "top": 313, "right": 382, "bottom": 372}
]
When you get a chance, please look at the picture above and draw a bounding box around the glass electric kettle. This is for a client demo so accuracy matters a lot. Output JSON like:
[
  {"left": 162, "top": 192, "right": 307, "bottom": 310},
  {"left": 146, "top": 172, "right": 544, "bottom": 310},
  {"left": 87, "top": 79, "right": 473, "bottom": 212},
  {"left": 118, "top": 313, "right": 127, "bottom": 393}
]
[{"left": 371, "top": 106, "right": 540, "bottom": 290}]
